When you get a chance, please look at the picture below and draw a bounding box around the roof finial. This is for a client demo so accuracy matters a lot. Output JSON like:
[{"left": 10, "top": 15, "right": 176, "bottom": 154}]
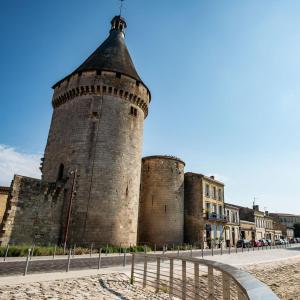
[{"left": 119, "top": 0, "right": 125, "bottom": 16}]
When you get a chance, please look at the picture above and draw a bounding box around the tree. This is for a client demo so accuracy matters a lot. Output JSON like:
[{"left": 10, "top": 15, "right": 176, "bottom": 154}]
[{"left": 294, "top": 223, "right": 300, "bottom": 237}]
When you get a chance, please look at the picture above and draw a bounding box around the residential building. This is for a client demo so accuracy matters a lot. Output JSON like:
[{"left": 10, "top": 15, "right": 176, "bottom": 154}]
[
  {"left": 184, "top": 173, "right": 226, "bottom": 247},
  {"left": 270, "top": 213, "right": 300, "bottom": 228},
  {"left": 224, "top": 203, "right": 240, "bottom": 247},
  {"left": 239, "top": 205, "right": 267, "bottom": 240},
  {"left": 264, "top": 212, "right": 274, "bottom": 241},
  {"left": 239, "top": 220, "right": 255, "bottom": 241}
]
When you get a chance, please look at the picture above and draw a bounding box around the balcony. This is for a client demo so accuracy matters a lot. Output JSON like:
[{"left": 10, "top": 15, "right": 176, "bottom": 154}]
[{"left": 207, "top": 212, "right": 227, "bottom": 222}]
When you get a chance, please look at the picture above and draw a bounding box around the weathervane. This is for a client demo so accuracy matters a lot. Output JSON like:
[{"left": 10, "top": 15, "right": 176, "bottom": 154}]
[{"left": 119, "top": 0, "right": 125, "bottom": 16}]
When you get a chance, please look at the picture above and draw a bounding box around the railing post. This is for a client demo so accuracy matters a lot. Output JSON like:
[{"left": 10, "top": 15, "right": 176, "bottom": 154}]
[
  {"left": 98, "top": 248, "right": 102, "bottom": 269},
  {"left": 90, "top": 243, "right": 93, "bottom": 257},
  {"left": 182, "top": 260, "right": 186, "bottom": 300},
  {"left": 130, "top": 253, "right": 135, "bottom": 284},
  {"left": 208, "top": 265, "right": 214, "bottom": 300},
  {"left": 53, "top": 245, "right": 56, "bottom": 260},
  {"left": 222, "top": 273, "right": 230, "bottom": 300},
  {"left": 177, "top": 246, "right": 180, "bottom": 257},
  {"left": 194, "top": 262, "right": 200, "bottom": 300},
  {"left": 23, "top": 248, "right": 31, "bottom": 276},
  {"left": 169, "top": 258, "right": 174, "bottom": 297},
  {"left": 66, "top": 248, "right": 71, "bottom": 272},
  {"left": 156, "top": 257, "right": 160, "bottom": 293},
  {"left": 201, "top": 242, "right": 204, "bottom": 258},
  {"left": 73, "top": 244, "right": 76, "bottom": 257},
  {"left": 143, "top": 255, "right": 148, "bottom": 288},
  {"left": 30, "top": 244, "right": 35, "bottom": 260},
  {"left": 123, "top": 249, "right": 126, "bottom": 267},
  {"left": 3, "top": 244, "right": 9, "bottom": 262}
]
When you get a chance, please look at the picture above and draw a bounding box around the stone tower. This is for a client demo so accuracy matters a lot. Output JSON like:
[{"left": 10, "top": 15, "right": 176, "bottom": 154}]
[
  {"left": 41, "top": 16, "right": 151, "bottom": 246},
  {"left": 138, "top": 156, "right": 185, "bottom": 248}
]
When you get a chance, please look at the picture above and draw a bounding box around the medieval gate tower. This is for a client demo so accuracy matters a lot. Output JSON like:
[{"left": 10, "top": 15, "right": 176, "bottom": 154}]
[{"left": 41, "top": 16, "right": 151, "bottom": 246}]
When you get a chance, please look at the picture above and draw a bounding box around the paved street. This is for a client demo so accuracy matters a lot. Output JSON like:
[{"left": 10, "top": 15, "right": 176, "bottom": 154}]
[{"left": 0, "top": 244, "right": 298, "bottom": 277}]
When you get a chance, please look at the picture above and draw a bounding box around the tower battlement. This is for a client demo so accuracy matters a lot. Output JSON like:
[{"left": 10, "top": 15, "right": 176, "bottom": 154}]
[{"left": 52, "top": 70, "right": 150, "bottom": 117}]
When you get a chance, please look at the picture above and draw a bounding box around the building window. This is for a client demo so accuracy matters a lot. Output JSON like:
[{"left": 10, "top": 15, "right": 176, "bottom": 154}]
[
  {"left": 205, "top": 184, "right": 210, "bottom": 197},
  {"left": 212, "top": 187, "right": 216, "bottom": 199},
  {"left": 130, "top": 106, "right": 137, "bottom": 117},
  {"left": 218, "top": 188, "right": 222, "bottom": 200},
  {"left": 219, "top": 206, "right": 223, "bottom": 217},
  {"left": 206, "top": 202, "right": 210, "bottom": 212},
  {"left": 213, "top": 204, "right": 217, "bottom": 213}
]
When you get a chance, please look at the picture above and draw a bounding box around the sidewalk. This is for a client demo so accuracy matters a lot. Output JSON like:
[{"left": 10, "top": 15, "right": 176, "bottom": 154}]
[{"left": 2, "top": 244, "right": 298, "bottom": 262}]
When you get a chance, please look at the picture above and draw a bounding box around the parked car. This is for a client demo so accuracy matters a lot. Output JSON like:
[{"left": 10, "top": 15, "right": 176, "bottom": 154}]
[
  {"left": 266, "top": 239, "right": 272, "bottom": 246},
  {"left": 295, "top": 237, "right": 300, "bottom": 243},
  {"left": 236, "top": 239, "right": 251, "bottom": 248},
  {"left": 259, "top": 239, "right": 269, "bottom": 246},
  {"left": 289, "top": 238, "right": 297, "bottom": 244},
  {"left": 275, "top": 239, "right": 283, "bottom": 245},
  {"left": 282, "top": 239, "right": 289, "bottom": 244},
  {"left": 251, "top": 240, "right": 262, "bottom": 247}
]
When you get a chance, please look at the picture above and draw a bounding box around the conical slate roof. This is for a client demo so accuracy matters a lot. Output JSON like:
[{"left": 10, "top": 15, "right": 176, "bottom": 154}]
[{"left": 53, "top": 16, "right": 144, "bottom": 88}]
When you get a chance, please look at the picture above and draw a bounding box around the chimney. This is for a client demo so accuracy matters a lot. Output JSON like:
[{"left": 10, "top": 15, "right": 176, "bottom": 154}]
[
  {"left": 210, "top": 176, "right": 215, "bottom": 180},
  {"left": 253, "top": 205, "right": 259, "bottom": 211},
  {"left": 265, "top": 211, "right": 269, "bottom": 216}
]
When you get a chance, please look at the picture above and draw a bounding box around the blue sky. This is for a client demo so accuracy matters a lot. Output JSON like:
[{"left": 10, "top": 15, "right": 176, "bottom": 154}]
[{"left": 0, "top": 1, "right": 299, "bottom": 213}]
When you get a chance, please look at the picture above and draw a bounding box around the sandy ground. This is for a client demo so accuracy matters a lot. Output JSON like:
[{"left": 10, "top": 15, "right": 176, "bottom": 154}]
[
  {"left": 244, "top": 257, "right": 300, "bottom": 300},
  {"left": 0, "top": 273, "right": 171, "bottom": 300}
]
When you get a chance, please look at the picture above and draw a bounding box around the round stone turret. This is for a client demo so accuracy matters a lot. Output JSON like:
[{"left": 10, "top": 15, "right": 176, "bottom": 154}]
[
  {"left": 42, "top": 16, "right": 151, "bottom": 247},
  {"left": 138, "top": 156, "right": 185, "bottom": 248}
]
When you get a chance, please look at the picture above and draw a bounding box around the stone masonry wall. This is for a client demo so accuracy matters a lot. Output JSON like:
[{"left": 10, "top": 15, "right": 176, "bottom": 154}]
[
  {"left": 0, "top": 175, "right": 66, "bottom": 246},
  {"left": 0, "top": 187, "right": 9, "bottom": 225},
  {"left": 138, "top": 156, "right": 185, "bottom": 248},
  {"left": 184, "top": 173, "right": 205, "bottom": 244},
  {"left": 41, "top": 71, "right": 150, "bottom": 247}
]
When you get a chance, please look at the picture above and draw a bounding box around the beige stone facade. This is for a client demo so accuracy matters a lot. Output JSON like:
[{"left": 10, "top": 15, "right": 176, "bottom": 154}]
[
  {"left": 240, "top": 220, "right": 255, "bottom": 241},
  {"left": 224, "top": 203, "right": 240, "bottom": 247},
  {"left": 184, "top": 173, "right": 226, "bottom": 247},
  {"left": 0, "top": 186, "right": 9, "bottom": 225},
  {"left": 270, "top": 213, "right": 300, "bottom": 228},
  {"left": 138, "top": 156, "right": 184, "bottom": 248}
]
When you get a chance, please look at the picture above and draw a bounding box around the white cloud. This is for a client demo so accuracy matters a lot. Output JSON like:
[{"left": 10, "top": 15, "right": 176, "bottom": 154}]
[{"left": 0, "top": 145, "right": 41, "bottom": 186}]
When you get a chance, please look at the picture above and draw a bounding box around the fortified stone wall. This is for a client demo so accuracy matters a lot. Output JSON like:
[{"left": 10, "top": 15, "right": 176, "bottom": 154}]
[
  {"left": 0, "top": 187, "right": 10, "bottom": 225},
  {"left": 0, "top": 175, "right": 67, "bottom": 246},
  {"left": 138, "top": 156, "right": 185, "bottom": 248},
  {"left": 184, "top": 173, "right": 205, "bottom": 244},
  {"left": 41, "top": 71, "right": 150, "bottom": 246}
]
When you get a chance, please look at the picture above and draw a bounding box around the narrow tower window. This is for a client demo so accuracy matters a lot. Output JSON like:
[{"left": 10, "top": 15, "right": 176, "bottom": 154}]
[
  {"left": 57, "top": 163, "right": 64, "bottom": 181},
  {"left": 130, "top": 106, "right": 137, "bottom": 117}
]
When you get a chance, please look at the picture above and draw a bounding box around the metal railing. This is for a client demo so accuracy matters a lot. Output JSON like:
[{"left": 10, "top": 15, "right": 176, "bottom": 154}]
[
  {"left": 131, "top": 253, "right": 280, "bottom": 300},
  {"left": 207, "top": 212, "right": 228, "bottom": 222}
]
